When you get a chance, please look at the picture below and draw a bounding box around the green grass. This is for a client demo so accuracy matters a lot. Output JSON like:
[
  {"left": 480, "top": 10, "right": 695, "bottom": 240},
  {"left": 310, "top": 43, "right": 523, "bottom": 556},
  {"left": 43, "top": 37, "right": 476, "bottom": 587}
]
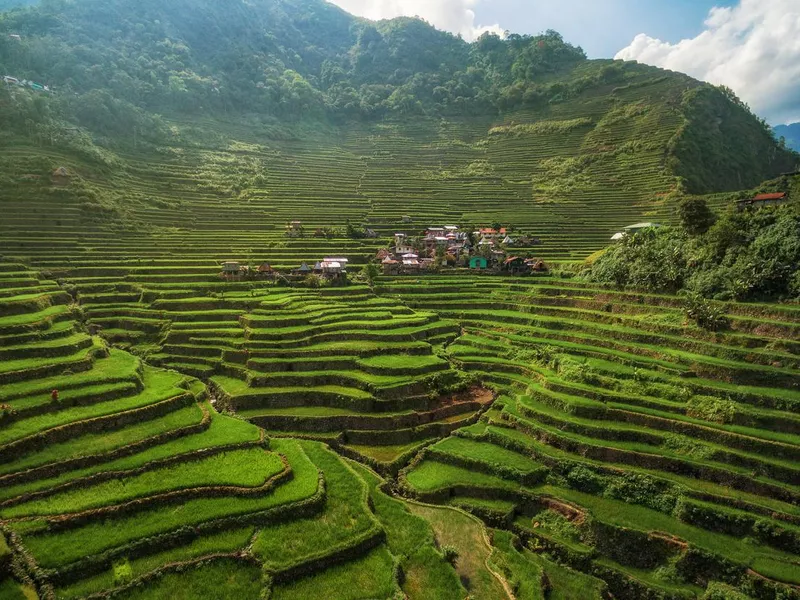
[
  {"left": 55, "top": 527, "right": 255, "bottom": 599},
  {"left": 405, "top": 460, "right": 517, "bottom": 493},
  {"left": 0, "top": 367, "right": 186, "bottom": 446},
  {"left": 3, "top": 447, "right": 283, "bottom": 518},
  {"left": 270, "top": 545, "right": 400, "bottom": 600},
  {"left": 12, "top": 439, "right": 319, "bottom": 569},
  {"left": 111, "top": 558, "right": 262, "bottom": 600},
  {"left": 0, "top": 579, "right": 37, "bottom": 600},
  {"left": 252, "top": 442, "right": 378, "bottom": 570},
  {"left": 407, "top": 502, "right": 510, "bottom": 599}
]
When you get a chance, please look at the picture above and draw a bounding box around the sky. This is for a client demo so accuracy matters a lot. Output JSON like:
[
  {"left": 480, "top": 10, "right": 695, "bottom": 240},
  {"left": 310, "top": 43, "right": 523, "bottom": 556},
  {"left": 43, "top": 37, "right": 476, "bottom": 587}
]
[{"left": 327, "top": 0, "right": 800, "bottom": 125}]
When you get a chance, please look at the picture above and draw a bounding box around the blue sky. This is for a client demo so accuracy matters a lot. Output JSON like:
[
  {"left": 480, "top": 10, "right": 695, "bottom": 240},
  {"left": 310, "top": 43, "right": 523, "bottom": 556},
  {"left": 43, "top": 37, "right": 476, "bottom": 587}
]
[{"left": 479, "top": 0, "right": 736, "bottom": 58}]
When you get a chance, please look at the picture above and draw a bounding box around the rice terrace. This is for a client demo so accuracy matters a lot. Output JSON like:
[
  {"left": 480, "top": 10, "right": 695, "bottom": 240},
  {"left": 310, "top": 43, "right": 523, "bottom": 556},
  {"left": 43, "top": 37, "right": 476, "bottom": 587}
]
[{"left": 0, "top": 0, "right": 799, "bottom": 598}]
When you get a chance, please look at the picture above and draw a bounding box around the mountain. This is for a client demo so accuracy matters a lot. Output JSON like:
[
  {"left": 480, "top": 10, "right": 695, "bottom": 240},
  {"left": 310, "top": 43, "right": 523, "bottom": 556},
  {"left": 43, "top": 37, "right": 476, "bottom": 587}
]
[
  {"left": 775, "top": 123, "right": 800, "bottom": 152},
  {"left": 0, "top": 0, "right": 796, "bottom": 238}
]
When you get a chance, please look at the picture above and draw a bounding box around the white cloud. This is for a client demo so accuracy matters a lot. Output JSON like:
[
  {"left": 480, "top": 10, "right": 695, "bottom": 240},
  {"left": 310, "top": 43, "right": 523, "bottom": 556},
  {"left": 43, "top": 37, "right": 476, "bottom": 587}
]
[
  {"left": 326, "top": 0, "right": 503, "bottom": 41},
  {"left": 615, "top": 0, "right": 800, "bottom": 124}
]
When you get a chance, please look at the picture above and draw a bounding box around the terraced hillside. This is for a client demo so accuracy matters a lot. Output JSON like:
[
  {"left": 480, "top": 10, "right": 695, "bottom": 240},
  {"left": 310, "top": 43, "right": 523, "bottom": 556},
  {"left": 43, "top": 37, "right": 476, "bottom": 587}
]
[
  {"left": 0, "top": 264, "right": 480, "bottom": 600},
  {"left": 2, "top": 3, "right": 799, "bottom": 596},
  {"left": 1, "top": 249, "right": 799, "bottom": 599},
  {"left": 1, "top": 58, "right": 793, "bottom": 268},
  {"left": 380, "top": 275, "right": 800, "bottom": 599}
]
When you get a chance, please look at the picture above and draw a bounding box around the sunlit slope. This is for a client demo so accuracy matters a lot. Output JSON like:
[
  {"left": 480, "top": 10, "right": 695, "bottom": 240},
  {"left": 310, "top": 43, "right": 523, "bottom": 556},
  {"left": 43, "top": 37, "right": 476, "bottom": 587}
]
[{"left": 1, "top": 60, "right": 794, "bottom": 267}]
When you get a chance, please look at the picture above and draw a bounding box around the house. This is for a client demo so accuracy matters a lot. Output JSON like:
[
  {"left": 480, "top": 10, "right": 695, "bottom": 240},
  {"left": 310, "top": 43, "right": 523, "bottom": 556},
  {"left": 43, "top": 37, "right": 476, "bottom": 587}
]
[
  {"left": 382, "top": 257, "right": 400, "bottom": 275},
  {"left": 502, "top": 256, "right": 527, "bottom": 273},
  {"left": 622, "top": 222, "right": 661, "bottom": 235},
  {"left": 375, "top": 249, "right": 393, "bottom": 261},
  {"left": 221, "top": 261, "right": 245, "bottom": 278},
  {"left": 610, "top": 232, "right": 626, "bottom": 241},
  {"left": 469, "top": 256, "right": 488, "bottom": 270},
  {"left": 8, "top": 34, "right": 21, "bottom": 41},
  {"left": 475, "top": 227, "right": 508, "bottom": 240},
  {"left": 257, "top": 263, "right": 275, "bottom": 278},
  {"left": 294, "top": 262, "right": 312, "bottom": 275},
  {"left": 51, "top": 167, "right": 72, "bottom": 186},
  {"left": 501, "top": 235, "right": 515, "bottom": 245},
  {"left": 394, "top": 234, "right": 416, "bottom": 255},
  {"left": 315, "top": 258, "right": 347, "bottom": 278},
  {"left": 526, "top": 259, "right": 549, "bottom": 273},
  {"left": 319, "top": 257, "right": 349, "bottom": 277},
  {"left": 737, "top": 192, "right": 790, "bottom": 211},
  {"left": 364, "top": 228, "right": 378, "bottom": 238},
  {"left": 3, "top": 76, "right": 19, "bottom": 85},
  {"left": 286, "top": 221, "right": 304, "bottom": 237}
]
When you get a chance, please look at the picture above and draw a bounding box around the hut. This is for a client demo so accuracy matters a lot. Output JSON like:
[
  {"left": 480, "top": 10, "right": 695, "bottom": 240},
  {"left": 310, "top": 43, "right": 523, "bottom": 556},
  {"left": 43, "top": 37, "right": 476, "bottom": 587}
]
[
  {"left": 503, "top": 256, "right": 527, "bottom": 274},
  {"left": 382, "top": 257, "right": 400, "bottom": 275},
  {"left": 737, "top": 192, "right": 790, "bottom": 211},
  {"left": 257, "top": 263, "right": 275, "bottom": 278},
  {"left": 286, "top": 221, "right": 304, "bottom": 237},
  {"left": 221, "top": 261, "right": 243, "bottom": 278},
  {"left": 51, "top": 167, "right": 72, "bottom": 186},
  {"left": 295, "top": 262, "right": 312, "bottom": 275},
  {"left": 469, "top": 256, "right": 488, "bottom": 270},
  {"left": 526, "top": 259, "right": 549, "bottom": 273}
]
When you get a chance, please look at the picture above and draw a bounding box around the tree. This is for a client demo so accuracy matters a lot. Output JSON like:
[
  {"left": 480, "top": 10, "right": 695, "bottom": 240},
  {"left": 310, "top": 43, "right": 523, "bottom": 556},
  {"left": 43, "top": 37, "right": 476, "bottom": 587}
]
[
  {"left": 363, "top": 263, "right": 380, "bottom": 286},
  {"left": 677, "top": 197, "right": 716, "bottom": 235}
]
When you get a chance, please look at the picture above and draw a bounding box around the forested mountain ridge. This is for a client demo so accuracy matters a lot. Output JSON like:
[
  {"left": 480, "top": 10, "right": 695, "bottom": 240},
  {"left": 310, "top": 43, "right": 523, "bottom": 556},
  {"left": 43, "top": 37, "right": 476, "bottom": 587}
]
[{"left": 0, "top": 0, "right": 796, "bottom": 199}]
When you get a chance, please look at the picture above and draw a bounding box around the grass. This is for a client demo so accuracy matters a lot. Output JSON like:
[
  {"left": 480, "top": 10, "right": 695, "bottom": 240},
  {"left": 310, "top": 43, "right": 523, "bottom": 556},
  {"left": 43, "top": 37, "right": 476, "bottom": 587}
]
[
  {"left": 408, "top": 502, "right": 510, "bottom": 599},
  {"left": 111, "top": 558, "right": 262, "bottom": 600},
  {"left": 349, "top": 462, "right": 465, "bottom": 599},
  {"left": 13, "top": 439, "right": 319, "bottom": 569},
  {"left": 55, "top": 527, "right": 255, "bottom": 599},
  {"left": 0, "top": 367, "right": 186, "bottom": 446},
  {"left": 252, "top": 442, "right": 378, "bottom": 570},
  {"left": 0, "top": 579, "right": 38, "bottom": 600},
  {"left": 270, "top": 545, "right": 400, "bottom": 600},
  {"left": 3, "top": 447, "right": 284, "bottom": 518},
  {"left": 404, "top": 460, "right": 517, "bottom": 493}
]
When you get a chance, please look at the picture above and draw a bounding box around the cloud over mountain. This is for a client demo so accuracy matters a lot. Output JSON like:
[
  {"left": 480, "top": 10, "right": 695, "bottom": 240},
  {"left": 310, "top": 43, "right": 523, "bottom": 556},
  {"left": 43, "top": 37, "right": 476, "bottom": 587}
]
[
  {"left": 615, "top": 0, "right": 800, "bottom": 124},
  {"left": 327, "top": 0, "right": 503, "bottom": 41}
]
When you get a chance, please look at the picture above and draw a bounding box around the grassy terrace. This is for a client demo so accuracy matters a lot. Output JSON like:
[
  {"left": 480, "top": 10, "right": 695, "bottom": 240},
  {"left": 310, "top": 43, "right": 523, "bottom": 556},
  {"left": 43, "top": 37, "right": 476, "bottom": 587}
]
[{"left": 388, "top": 275, "right": 800, "bottom": 598}]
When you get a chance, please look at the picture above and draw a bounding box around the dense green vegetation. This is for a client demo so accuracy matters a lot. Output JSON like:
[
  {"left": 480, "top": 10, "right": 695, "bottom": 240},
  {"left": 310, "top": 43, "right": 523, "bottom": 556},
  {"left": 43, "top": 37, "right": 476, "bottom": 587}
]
[{"left": 586, "top": 184, "right": 800, "bottom": 301}]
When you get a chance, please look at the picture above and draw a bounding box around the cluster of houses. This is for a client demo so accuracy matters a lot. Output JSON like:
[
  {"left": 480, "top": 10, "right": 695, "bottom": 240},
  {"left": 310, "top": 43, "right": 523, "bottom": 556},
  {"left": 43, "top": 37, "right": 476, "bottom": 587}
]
[
  {"left": 3, "top": 75, "right": 50, "bottom": 93},
  {"left": 379, "top": 225, "right": 547, "bottom": 275},
  {"left": 220, "top": 257, "right": 349, "bottom": 282}
]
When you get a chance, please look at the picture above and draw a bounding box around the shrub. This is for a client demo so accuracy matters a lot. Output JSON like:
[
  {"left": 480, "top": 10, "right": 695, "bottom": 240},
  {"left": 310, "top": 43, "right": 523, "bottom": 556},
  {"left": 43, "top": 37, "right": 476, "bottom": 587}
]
[
  {"left": 678, "top": 197, "right": 716, "bottom": 235},
  {"left": 682, "top": 293, "right": 730, "bottom": 331},
  {"left": 113, "top": 558, "right": 134, "bottom": 586},
  {"left": 441, "top": 545, "right": 459, "bottom": 566},
  {"left": 686, "top": 395, "right": 737, "bottom": 424}
]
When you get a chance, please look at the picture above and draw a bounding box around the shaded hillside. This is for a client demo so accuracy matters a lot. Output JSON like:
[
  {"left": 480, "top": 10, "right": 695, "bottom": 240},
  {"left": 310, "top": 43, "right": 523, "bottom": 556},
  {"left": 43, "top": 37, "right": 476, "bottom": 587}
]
[{"left": 670, "top": 86, "right": 798, "bottom": 194}]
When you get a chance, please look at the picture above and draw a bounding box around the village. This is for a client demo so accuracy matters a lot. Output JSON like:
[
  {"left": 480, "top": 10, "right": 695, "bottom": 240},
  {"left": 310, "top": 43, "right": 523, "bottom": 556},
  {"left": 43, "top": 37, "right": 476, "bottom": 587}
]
[
  {"left": 219, "top": 184, "right": 796, "bottom": 283},
  {"left": 218, "top": 222, "right": 550, "bottom": 283}
]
